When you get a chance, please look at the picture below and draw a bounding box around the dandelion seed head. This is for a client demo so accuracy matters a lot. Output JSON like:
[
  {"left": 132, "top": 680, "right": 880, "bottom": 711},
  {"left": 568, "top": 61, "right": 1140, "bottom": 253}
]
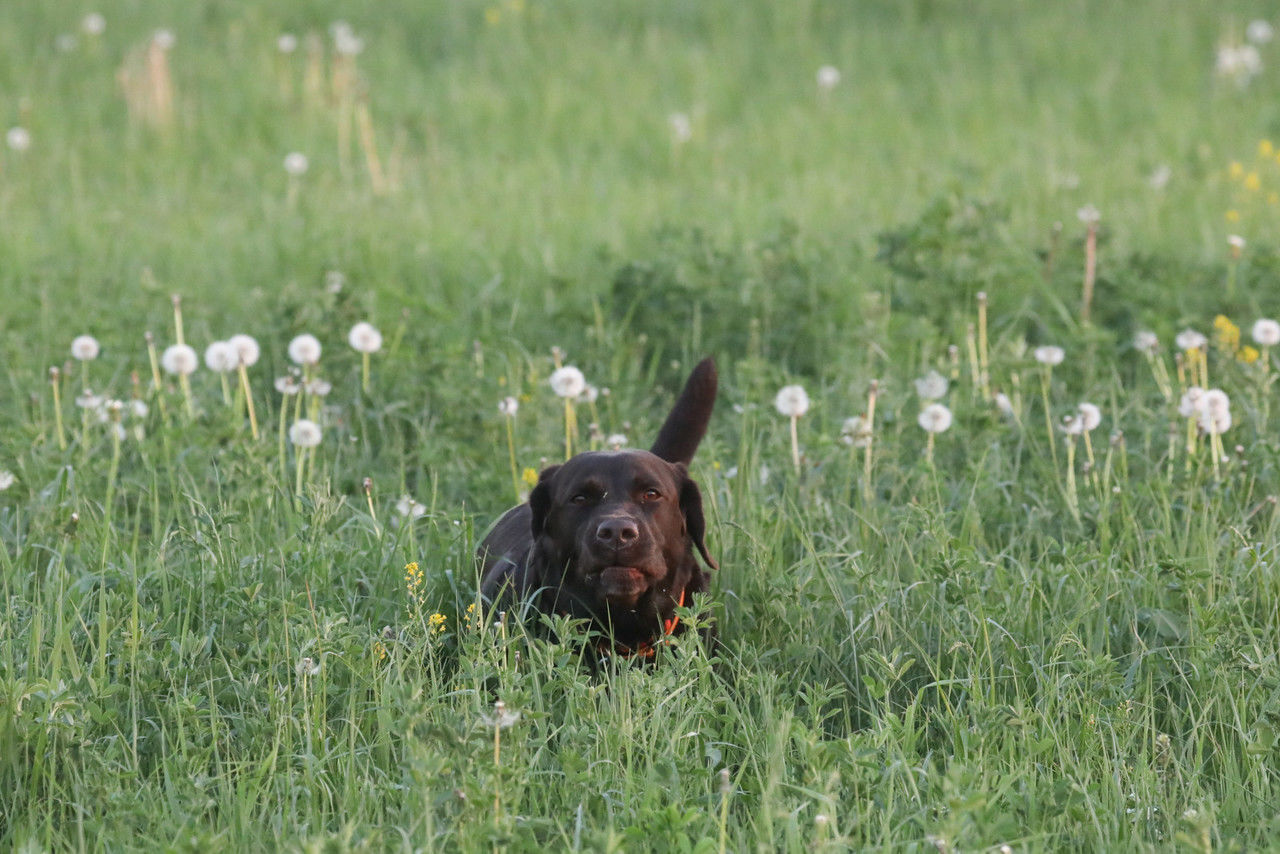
[
  {"left": 75, "top": 389, "right": 101, "bottom": 409},
  {"left": 774, "top": 384, "right": 810, "bottom": 417},
  {"left": 71, "top": 335, "right": 100, "bottom": 361},
  {"left": 994, "top": 392, "right": 1015, "bottom": 418},
  {"left": 161, "top": 344, "right": 198, "bottom": 376},
  {"left": 1251, "top": 318, "right": 1280, "bottom": 347},
  {"left": 203, "top": 341, "right": 237, "bottom": 373},
  {"left": 288, "top": 334, "right": 322, "bottom": 366},
  {"left": 1077, "top": 402, "right": 1102, "bottom": 432},
  {"left": 396, "top": 495, "right": 426, "bottom": 519},
  {"left": 283, "top": 151, "right": 309, "bottom": 176},
  {"left": 6, "top": 127, "right": 31, "bottom": 152},
  {"left": 1175, "top": 329, "right": 1207, "bottom": 351},
  {"left": 325, "top": 270, "right": 346, "bottom": 294},
  {"left": 1148, "top": 164, "right": 1171, "bottom": 190},
  {"left": 130, "top": 399, "right": 149, "bottom": 419},
  {"left": 152, "top": 29, "right": 175, "bottom": 50},
  {"left": 289, "top": 419, "right": 322, "bottom": 448},
  {"left": 1248, "top": 20, "right": 1275, "bottom": 45},
  {"left": 304, "top": 378, "right": 332, "bottom": 397},
  {"left": 577, "top": 384, "right": 599, "bottom": 404},
  {"left": 1033, "top": 345, "right": 1065, "bottom": 366},
  {"left": 1077, "top": 204, "right": 1100, "bottom": 225},
  {"left": 295, "top": 656, "right": 321, "bottom": 677},
  {"left": 1133, "top": 330, "right": 1159, "bottom": 352},
  {"left": 841, "top": 415, "right": 872, "bottom": 447},
  {"left": 914, "top": 370, "right": 949, "bottom": 400},
  {"left": 1178, "top": 387, "right": 1205, "bottom": 418},
  {"left": 816, "top": 65, "right": 841, "bottom": 90},
  {"left": 0, "top": 470, "right": 14, "bottom": 491},
  {"left": 668, "top": 112, "right": 692, "bottom": 143},
  {"left": 228, "top": 334, "right": 261, "bottom": 367},
  {"left": 917, "top": 402, "right": 953, "bottom": 434},
  {"left": 1061, "top": 414, "right": 1082, "bottom": 436},
  {"left": 498, "top": 396, "right": 518, "bottom": 417},
  {"left": 81, "top": 13, "right": 106, "bottom": 36},
  {"left": 277, "top": 33, "right": 298, "bottom": 54},
  {"left": 1227, "top": 234, "right": 1246, "bottom": 251},
  {"left": 483, "top": 700, "right": 521, "bottom": 729},
  {"left": 605, "top": 433, "right": 628, "bottom": 449},
  {"left": 348, "top": 321, "right": 382, "bottom": 354},
  {"left": 275, "top": 375, "right": 299, "bottom": 395},
  {"left": 550, "top": 366, "right": 586, "bottom": 398}
]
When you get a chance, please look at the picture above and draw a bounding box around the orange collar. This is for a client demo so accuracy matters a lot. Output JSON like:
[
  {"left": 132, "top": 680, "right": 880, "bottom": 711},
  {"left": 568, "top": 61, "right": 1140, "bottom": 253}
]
[{"left": 599, "top": 590, "right": 684, "bottom": 660}]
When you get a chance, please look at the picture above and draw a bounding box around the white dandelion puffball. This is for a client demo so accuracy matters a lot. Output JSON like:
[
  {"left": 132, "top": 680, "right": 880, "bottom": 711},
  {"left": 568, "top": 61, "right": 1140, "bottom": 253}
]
[
  {"left": 1248, "top": 20, "right": 1275, "bottom": 45},
  {"left": 550, "top": 366, "right": 586, "bottom": 399},
  {"left": 1077, "top": 204, "right": 1101, "bottom": 225},
  {"left": 1198, "top": 389, "right": 1232, "bottom": 435},
  {"left": 669, "top": 112, "right": 692, "bottom": 144},
  {"left": 1076, "top": 402, "right": 1102, "bottom": 432},
  {"left": 914, "top": 370, "right": 949, "bottom": 400},
  {"left": 228, "top": 334, "right": 261, "bottom": 366},
  {"left": 304, "top": 378, "right": 332, "bottom": 397},
  {"left": 7, "top": 127, "right": 31, "bottom": 152},
  {"left": 774, "top": 385, "right": 810, "bottom": 417},
  {"left": 348, "top": 321, "right": 383, "bottom": 354},
  {"left": 324, "top": 270, "right": 346, "bottom": 293},
  {"left": 289, "top": 419, "right": 323, "bottom": 448},
  {"left": 76, "top": 389, "right": 102, "bottom": 409},
  {"left": 994, "top": 392, "right": 1015, "bottom": 418},
  {"left": 841, "top": 415, "right": 872, "bottom": 447},
  {"left": 1148, "top": 164, "right": 1171, "bottom": 190},
  {"left": 152, "top": 29, "right": 175, "bottom": 50},
  {"left": 1133, "top": 330, "right": 1159, "bottom": 352},
  {"left": 1178, "top": 386, "right": 1205, "bottom": 419},
  {"left": 1251, "top": 318, "right": 1280, "bottom": 347},
  {"left": 1033, "top": 345, "right": 1065, "bottom": 366},
  {"left": 1175, "top": 329, "right": 1207, "bottom": 351},
  {"left": 71, "top": 335, "right": 100, "bottom": 361},
  {"left": 605, "top": 433, "right": 628, "bottom": 449},
  {"left": 396, "top": 495, "right": 427, "bottom": 519},
  {"left": 288, "top": 333, "right": 322, "bottom": 366},
  {"left": 1227, "top": 234, "right": 1246, "bottom": 252},
  {"left": 816, "top": 65, "right": 841, "bottom": 90},
  {"left": 0, "top": 470, "right": 14, "bottom": 491},
  {"left": 1060, "top": 414, "right": 1083, "bottom": 436},
  {"left": 161, "top": 344, "right": 198, "bottom": 376},
  {"left": 130, "top": 399, "right": 149, "bottom": 419},
  {"left": 498, "top": 396, "right": 519, "bottom": 417},
  {"left": 277, "top": 33, "right": 299, "bottom": 54},
  {"left": 577, "top": 384, "right": 599, "bottom": 404},
  {"left": 275, "top": 375, "right": 299, "bottom": 395},
  {"left": 204, "top": 341, "right": 237, "bottom": 373},
  {"left": 283, "top": 152, "right": 309, "bottom": 176},
  {"left": 331, "top": 21, "right": 364, "bottom": 56},
  {"left": 82, "top": 13, "right": 106, "bottom": 35},
  {"left": 917, "top": 402, "right": 953, "bottom": 434}
]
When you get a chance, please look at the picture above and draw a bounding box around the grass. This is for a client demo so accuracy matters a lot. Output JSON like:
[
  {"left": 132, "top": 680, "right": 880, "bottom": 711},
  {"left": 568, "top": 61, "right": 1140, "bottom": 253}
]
[{"left": 3, "top": 0, "right": 1280, "bottom": 850}]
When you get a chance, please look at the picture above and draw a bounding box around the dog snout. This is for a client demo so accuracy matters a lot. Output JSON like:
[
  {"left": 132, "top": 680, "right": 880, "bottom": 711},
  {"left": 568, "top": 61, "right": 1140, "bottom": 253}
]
[{"left": 595, "top": 516, "right": 640, "bottom": 548}]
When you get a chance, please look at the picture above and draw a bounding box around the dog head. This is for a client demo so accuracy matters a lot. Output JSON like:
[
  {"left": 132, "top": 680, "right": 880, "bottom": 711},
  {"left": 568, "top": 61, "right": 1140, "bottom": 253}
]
[{"left": 528, "top": 450, "right": 716, "bottom": 621}]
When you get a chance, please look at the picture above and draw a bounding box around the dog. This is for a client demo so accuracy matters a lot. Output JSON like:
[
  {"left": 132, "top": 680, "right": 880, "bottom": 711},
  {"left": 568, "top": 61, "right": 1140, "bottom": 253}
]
[{"left": 478, "top": 358, "right": 718, "bottom": 658}]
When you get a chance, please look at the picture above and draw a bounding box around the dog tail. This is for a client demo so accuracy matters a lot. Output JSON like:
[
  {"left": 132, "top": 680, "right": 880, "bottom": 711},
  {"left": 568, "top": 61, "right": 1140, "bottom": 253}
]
[{"left": 650, "top": 357, "right": 717, "bottom": 465}]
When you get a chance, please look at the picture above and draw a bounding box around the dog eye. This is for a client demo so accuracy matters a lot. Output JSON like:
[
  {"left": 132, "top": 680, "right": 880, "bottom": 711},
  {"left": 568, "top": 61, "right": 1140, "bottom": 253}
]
[
  {"left": 569, "top": 493, "right": 590, "bottom": 505},
  {"left": 641, "top": 488, "right": 662, "bottom": 501}
]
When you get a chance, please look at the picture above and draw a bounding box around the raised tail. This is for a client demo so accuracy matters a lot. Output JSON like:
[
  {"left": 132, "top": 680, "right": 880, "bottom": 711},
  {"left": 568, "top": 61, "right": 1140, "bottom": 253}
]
[{"left": 650, "top": 357, "right": 717, "bottom": 465}]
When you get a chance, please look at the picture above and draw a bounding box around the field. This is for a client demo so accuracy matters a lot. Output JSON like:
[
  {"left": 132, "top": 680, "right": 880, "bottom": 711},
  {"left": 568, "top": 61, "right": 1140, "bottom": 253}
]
[{"left": 3, "top": 0, "right": 1280, "bottom": 850}]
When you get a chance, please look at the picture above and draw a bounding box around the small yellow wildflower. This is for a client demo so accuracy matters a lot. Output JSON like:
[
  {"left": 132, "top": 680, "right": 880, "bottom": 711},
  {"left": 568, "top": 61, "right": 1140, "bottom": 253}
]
[
  {"left": 1271, "top": 192, "right": 1280, "bottom": 205},
  {"left": 1261, "top": 140, "right": 1275, "bottom": 158},
  {"left": 373, "top": 640, "right": 388, "bottom": 662},
  {"left": 522, "top": 467, "right": 539, "bottom": 486},
  {"left": 464, "top": 602, "right": 478, "bottom": 629},
  {"left": 1239, "top": 345, "right": 1261, "bottom": 364},
  {"left": 484, "top": 7, "right": 500, "bottom": 25},
  {"left": 1214, "top": 315, "right": 1241, "bottom": 353},
  {"left": 405, "top": 561, "right": 425, "bottom": 617},
  {"left": 428, "top": 613, "right": 447, "bottom": 635},
  {"left": 507, "top": 0, "right": 526, "bottom": 11},
  {"left": 1226, "top": 209, "right": 1241, "bottom": 222},
  {"left": 1245, "top": 172, "right": 1262, "bottom": 192},
  {"left": 1229, "top": 161, "right": 1245, "bottom": 180}
]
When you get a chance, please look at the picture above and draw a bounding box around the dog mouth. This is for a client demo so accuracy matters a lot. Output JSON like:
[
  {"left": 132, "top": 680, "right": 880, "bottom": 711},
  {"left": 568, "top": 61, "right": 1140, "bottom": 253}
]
[{"left": 591, "top": 566, "right": 650, "bottom": 606}]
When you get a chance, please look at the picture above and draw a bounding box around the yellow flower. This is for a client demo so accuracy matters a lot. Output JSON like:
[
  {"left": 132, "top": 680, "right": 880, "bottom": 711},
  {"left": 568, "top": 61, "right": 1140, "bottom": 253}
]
[
  {"left": 1261, "top": 140, "right": 1275, "bottom": 158},
  {"left": 428, "top": 613, "right": 447, "bottom": 635},
  {"left": 373, "top": 641, "right": 388, "bottom": 662},
  {"left": 484, "top": 7, "right": 500, "bottom": 25},
  {"left": 522, "top": 467, "right": 539, "bottom": 486},
  {"left": 1229, "top": 161, "right": 1245, "bottom": 180},
  {"left": 1240, "top": 345, "right": 1261, "bottom": 364},
  {"left": 1270, "top": 192, "right": 1280, "bottom": 205},
  {"left": 1245, "top": 172, "right": 1262, "bottom": 192},
  {"left": 1226, "top": 209, "right": 1241, "bottom": 222},
  {"left": 1214, "top": 315, "right": 1241, "bottom": 352}
]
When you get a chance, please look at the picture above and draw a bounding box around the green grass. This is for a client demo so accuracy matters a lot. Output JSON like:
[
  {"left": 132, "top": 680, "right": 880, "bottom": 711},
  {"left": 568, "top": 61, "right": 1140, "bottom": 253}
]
[{"left": 3, "top": 0, "right": 1280, "bottom": 850}]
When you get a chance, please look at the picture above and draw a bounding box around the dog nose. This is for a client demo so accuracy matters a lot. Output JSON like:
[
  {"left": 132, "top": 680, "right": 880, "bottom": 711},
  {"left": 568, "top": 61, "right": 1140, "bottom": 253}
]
[{"left": 595, "top": 517, "right": 639, "bottom": 546}]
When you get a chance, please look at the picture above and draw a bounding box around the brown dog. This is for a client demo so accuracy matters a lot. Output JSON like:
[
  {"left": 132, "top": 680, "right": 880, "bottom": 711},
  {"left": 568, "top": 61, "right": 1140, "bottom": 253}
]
[{"left": 478, "top": 358, "right": 718, "bottom": 657}]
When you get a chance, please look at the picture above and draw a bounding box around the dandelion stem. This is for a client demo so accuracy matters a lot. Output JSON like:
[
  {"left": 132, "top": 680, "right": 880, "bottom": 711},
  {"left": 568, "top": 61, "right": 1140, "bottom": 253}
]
[
  {"left": 717, "top": 769, "right": 732, "bottom": 854},
  {"left": 50, "top": 368, "right": 67, "bottom": 451},
  {"left": 1065, "top": 436, "right": 1080, "bottom": 522},
  {"left": 1040, "top": 366, "right": 1059, "bottom": 469},
  {"left": 977, "top": 292, "right": 990, "bottom": 401},
  {"left": 238, "top": 365, "right": 260, "bottom": 439},
  {"left": 361, "top": 352, "right": 371, "bottom": 395},
  {"left": 862, "top": 381, "right": 878, "bottom": 506},
  {"left": 505, "top": 416, "right": 521, "bottom": 503},
  {"left": 295, "top": 444, "right": 307, "bottom": 498},
  {"left": 789, "top": 414, "right": 801, "bottom": 474},
  {"left": 1082, "top": 222, "right": 1097, "bottom": 324},
  {"left": 563, "top": 398, "right": 575, "bottom": 460}
]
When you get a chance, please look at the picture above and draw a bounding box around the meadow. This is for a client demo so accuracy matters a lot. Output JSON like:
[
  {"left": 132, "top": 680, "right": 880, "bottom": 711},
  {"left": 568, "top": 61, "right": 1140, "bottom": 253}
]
[{"left": 3, "top": 0, "right": 1280, "bottom": 850}]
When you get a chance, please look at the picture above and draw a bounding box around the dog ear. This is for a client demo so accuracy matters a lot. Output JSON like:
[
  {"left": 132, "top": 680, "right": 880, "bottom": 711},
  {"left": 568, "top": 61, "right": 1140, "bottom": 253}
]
[
  {"left": 677, "top": 465, "right": 718, "bottom": 570},
  {"left": 528, "top": 464, "right": 561, "bottom": 537}
]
